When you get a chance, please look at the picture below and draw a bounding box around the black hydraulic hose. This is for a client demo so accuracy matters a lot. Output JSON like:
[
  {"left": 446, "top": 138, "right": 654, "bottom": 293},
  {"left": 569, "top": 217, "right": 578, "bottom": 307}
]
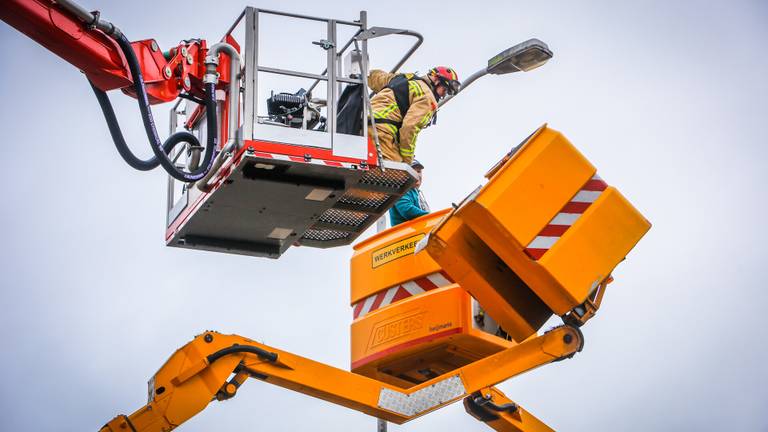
[
  {"left": 473, "top": 395, "right": 518, "bottom": 413},
  {"left": 111, "top": 33, "right": 218, "bottom": 182},
  {"left": 89, "top": 80, "right": 169, "bottom": 170},
  {"left": 177, "top": 92, "right": 206, "bottom": 106},
  {"left": 90, "top": 78, "right": 216, "bottom": 178},
  {"left": 207, "top": 345, "right": 278, "bottom": 364}
]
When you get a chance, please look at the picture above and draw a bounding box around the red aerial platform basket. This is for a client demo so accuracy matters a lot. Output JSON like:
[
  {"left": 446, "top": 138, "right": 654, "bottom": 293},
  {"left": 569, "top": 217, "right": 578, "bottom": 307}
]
[{"left": 164, "top": 8, "right": 423, "bottom": 258}]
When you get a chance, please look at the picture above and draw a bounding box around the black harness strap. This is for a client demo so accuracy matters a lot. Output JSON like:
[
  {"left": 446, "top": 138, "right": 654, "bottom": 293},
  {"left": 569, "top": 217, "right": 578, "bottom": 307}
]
[
  {"left": 369, "top": 117, "right": 402, "bottom": 127},
  {"left": 384, "top": 74, "right": 414, "bottom": 120},
  {"left": 372, "top": 74, "right": 437, "bottom": 141}
]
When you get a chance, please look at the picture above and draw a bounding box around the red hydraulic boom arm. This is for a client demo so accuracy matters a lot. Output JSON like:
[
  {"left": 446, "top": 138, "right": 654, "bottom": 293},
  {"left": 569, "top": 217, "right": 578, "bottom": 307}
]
[
  {"left": 0, "top": 0, "right": 238, "bottom": 183},
  {"left": 2, "top": 1, "right": 425, "bottom": 258},
  {"left": 2, "top": 0, "right": 132, "bottom": 91},
  {"left": 0, "top": 0, "right": 232, "bottom": 101}
]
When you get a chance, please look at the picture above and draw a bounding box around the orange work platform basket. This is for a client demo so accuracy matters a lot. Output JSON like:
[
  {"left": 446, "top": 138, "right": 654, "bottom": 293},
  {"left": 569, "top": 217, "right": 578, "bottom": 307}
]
[
  {"left": 350, "top": 210, "right": 514, "bottom": 388},
  {"left": 423, "top": 125, "right": 650, "bottom": 341},
  {"left": 349, "top": 125, "right": 650, "bottom": 387}
]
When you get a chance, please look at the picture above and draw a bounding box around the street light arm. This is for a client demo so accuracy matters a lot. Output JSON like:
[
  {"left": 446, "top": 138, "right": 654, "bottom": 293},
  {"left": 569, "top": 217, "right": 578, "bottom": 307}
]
[{"left": 437, "top": 67, "right": 488, "bottom": 108}]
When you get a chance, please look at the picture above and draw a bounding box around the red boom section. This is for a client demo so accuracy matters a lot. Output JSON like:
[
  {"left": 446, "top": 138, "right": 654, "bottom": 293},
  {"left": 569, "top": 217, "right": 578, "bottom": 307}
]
[
  {"left": 0, "top": 0, "right": 219, "bottom": 104},
  {"left": 1, "top": 0, "right": 132, "bottom": 91}
]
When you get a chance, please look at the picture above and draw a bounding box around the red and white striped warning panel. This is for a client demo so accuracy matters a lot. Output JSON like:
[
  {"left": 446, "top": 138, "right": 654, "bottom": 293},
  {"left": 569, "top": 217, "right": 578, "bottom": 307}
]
[
  {"left": 250, "top": 151, "right": 359, "bottom": 169},
  {"left": 352, "top": 271, "right": 454, "bottom": 319},
  {"left": 524, "top": 174, "right": 608, "bottom": 260}
]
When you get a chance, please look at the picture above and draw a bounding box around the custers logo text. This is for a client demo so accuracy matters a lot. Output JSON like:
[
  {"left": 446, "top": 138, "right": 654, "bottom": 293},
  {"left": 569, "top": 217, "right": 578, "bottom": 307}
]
[{"left": 370, "top": 313, "right": 425, "bottom": 348}]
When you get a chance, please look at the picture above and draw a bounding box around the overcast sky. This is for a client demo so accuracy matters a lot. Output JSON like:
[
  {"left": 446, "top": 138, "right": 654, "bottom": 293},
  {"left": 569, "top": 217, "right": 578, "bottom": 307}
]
[{"left": 1, "top": 1, "right": 767, "bottom": 431}]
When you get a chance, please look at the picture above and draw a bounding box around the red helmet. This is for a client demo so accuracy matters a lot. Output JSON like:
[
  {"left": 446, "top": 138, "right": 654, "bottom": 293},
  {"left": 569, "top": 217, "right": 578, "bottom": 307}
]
[{"left": 428, "top": 66, "right": 461, "bottom": 96}]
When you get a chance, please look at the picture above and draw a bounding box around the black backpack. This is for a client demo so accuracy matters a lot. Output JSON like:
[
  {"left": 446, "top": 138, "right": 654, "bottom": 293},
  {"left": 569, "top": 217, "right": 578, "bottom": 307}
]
[
  {"left": 382, "top": 73, "right": 416, "bottom": 126},
  {"left": 381, "top": 74, "right": 438, "bottom": 131}
]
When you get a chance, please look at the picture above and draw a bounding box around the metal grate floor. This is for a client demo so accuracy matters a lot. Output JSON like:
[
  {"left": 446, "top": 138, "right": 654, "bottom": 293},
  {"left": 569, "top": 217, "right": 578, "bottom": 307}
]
[
  {"left": 338, "top": 189, "right": 390, "bottom": 210},
  {"left": 302, "top": 228, "right": 351, "bottom": 242},
  {"left": 319, "top": 208, "right": 370, "bottom": 227}
]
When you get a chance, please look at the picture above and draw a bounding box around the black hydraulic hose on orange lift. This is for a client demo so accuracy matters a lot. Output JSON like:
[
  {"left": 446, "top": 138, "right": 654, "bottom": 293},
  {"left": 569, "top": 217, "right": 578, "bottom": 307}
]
[
  {"left": 91, "top": 33, "right": 218, "bottom": 182},
  {"left": 473, "top": 395, "right": 518, "bottom": 413},
  {"left": 207, "top": 345, "right": 278, "bottom": 364}
]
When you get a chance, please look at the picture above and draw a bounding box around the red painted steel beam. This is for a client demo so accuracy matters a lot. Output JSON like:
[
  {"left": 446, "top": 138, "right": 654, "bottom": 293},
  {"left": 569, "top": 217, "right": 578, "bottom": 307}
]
[{"left": 0, "top": 0, "right": 132, "bottom": 91}]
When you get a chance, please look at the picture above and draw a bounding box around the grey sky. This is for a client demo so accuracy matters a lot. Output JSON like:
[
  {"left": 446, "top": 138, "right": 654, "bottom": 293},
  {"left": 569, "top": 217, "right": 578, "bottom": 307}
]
[{"left": 1, "top": 1, "right": 766, "bottom": 431}]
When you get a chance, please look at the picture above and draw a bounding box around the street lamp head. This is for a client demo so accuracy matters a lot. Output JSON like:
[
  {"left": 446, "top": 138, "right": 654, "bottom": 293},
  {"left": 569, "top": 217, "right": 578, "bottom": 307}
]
[
  {"left": 487, "top": 38, "right": 553, "bottom": 75},
  {"left": 437, "top": 38, "right": 553, "bottom": 108}
]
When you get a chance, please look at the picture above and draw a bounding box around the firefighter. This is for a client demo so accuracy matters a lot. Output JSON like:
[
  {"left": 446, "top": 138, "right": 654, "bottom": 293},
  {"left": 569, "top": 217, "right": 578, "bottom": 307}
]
[
  {"left": 389, "top": 159, "right": 430, "bottom": 226},
  {"left": 367, "top": 66, "right": 460, "bottom": 164}
]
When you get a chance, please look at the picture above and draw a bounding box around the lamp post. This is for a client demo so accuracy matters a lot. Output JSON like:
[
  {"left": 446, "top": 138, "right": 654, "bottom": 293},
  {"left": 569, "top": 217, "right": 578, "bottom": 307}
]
[
  {"left": 373, "top": 38, "right": 553, "bottom": 432},
  {"left": 438, "top": 38, "right": 553, "bottom": 108}
]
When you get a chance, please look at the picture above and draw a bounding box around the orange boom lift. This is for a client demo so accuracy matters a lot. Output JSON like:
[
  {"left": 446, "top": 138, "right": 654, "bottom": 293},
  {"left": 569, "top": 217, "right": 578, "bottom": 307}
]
[
  {"left": 1, "top": 2, "right": 650, "bottom": 430},
  {"left": 99, "top": 125, "right": 649, "bottom": 432}
]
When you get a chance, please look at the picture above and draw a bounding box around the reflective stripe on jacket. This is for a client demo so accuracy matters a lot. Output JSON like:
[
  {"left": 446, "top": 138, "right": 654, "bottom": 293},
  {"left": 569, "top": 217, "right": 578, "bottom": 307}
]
[{"left": 368, "top": 70, "right": 437, "bottom": 163}]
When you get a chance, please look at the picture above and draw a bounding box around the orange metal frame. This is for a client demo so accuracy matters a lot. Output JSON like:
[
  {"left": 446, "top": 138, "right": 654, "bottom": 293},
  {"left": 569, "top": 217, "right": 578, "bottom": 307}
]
[
  {"left": 100, "top": 327, "right": 581, "bottom": 432},
  {"left": 129, "top": 125, "right": 649, "bottom": 431},
  {"left": 0, "top": 4, "right": 652, "bottom": 431}
]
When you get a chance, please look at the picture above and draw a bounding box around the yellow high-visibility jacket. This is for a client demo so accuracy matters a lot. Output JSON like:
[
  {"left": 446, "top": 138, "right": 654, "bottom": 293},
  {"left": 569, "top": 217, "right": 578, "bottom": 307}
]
[{"left": 368, "top": 70, "right": 438, "bottom": 163}]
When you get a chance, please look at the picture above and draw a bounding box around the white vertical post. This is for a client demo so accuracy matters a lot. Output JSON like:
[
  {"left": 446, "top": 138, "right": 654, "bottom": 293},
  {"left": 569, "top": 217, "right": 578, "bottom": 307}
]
[
  {"left": 376, "top": 216, "right": 388, "bottom": 233},
  {"left": 327, "top": 19, "right": 337, "bottom": 142},
  {"left": 377, "top": 418, "right": 387, "bottom": 432},
  {"left": 362, "top": 12, "right": 387, "bottom": 430},
  {"left": 243, "top": 7, "right": 258, "bottom": 140}
]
